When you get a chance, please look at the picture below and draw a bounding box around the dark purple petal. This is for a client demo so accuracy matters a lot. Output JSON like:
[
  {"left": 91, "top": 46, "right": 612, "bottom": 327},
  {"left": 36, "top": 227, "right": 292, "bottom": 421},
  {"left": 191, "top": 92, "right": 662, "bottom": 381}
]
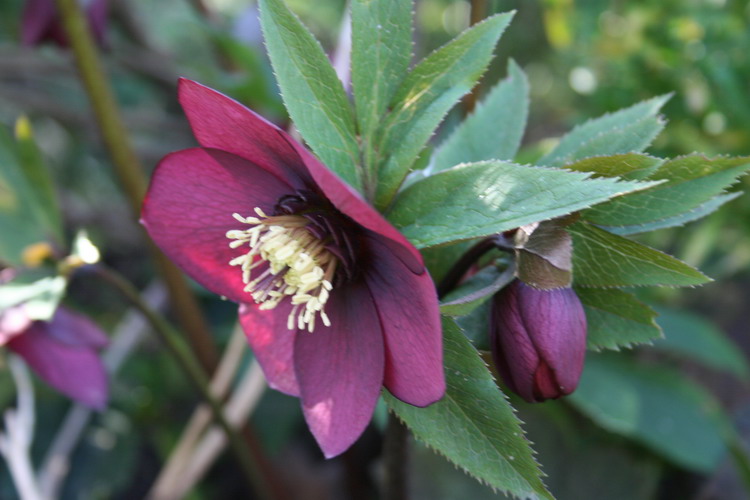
[
  {"left": 239, "top": 302, "right": 299, "bottom": 396},
  {"left": 142, "top": 148, "right": 293, "bottom": 303},
  {"left": 363, "top": 235, "right": 444, "bottom": 406},
  {"left": 490, "top": 283, "right": 540, "bottom": 401},
  {"left": 516, "top": 283, "right": 586, "bottom": 397},
  {"left": 178, "top": 79, "right": 310, "bottom": 188},
  {"left": 86, "top": 0, "right": 108, "bottom": 46},
  {"left": 7, "top": 322, "right": 108, "bottom": 409},
  {"left": 21, "top": 0, "right": 57, "bottom": 46},
  {"left": 490, "top": 281, "right": 587, "bottom": 402},
  {"left": 45, "top": 306, "right": 109, "bottom": 349},
  {"left": 294, "top": 282, "right": 384, "bottom": 458},
  {"left": 284, "top": 136, "right": 425, "bottom": 274}
]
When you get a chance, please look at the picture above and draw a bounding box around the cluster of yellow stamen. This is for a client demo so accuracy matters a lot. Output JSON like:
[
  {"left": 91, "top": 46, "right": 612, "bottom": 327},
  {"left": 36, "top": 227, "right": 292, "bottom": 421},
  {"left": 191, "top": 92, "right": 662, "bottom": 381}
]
[{"left": 226, "top": 208, "right": 337, "bottom": 332}]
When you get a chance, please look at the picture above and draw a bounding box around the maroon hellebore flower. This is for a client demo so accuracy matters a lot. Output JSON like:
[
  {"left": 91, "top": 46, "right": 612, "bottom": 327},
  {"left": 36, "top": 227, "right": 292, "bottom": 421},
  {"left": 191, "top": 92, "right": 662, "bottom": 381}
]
[
  {"left": 0, "top": 305, "right": 109, "bottom": 409},
  {"left": 141, "top": 80, "right": 445, "bottom": 457},
  {"left": 490, "top": 279, "right": 586, "bottom": 403},
  {"left": 22, "top": 0, "right": 108, "bottom": 48}
]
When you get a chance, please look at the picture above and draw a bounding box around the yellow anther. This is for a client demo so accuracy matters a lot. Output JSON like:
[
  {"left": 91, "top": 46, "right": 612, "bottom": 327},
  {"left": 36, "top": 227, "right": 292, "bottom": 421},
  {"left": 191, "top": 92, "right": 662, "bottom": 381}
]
[{"left": 227, "top": 208, "right": 337, "bottom": 332}]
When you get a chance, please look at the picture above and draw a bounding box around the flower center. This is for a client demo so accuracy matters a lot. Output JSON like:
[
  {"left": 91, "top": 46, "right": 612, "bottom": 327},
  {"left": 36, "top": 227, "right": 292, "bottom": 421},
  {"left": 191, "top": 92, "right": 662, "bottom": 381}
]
[{"left": 226, "top": 208, "right": 338, "bottom": 332}]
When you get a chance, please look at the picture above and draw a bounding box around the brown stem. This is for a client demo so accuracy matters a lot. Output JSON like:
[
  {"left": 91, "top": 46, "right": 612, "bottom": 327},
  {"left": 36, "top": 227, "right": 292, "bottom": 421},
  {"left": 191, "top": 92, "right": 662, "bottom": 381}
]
[
  {"left": 463, "top": 0, "right": 490, "bottom": 114},
  {"left": 54, "top": 0, "right": 219, "bottom": 372},
  {"left": 383, "top": 414, "right": 409, "bottom": 500}
]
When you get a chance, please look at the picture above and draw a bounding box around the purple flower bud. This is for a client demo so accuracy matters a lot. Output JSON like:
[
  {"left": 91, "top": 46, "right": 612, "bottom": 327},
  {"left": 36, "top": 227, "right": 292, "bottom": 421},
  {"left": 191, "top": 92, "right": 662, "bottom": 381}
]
[
  {"left": 22, "top": 0, "right": 108, "bottom": 48},
  {"left": 490, "top": 280, "right": 586, "bottom": 403}
]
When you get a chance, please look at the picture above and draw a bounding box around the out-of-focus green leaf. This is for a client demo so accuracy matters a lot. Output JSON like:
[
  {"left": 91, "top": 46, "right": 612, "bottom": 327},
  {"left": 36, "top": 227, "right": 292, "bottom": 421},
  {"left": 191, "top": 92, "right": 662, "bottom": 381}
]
[
  {"left": 259, "top": 0, "right": 362, "bottom": 192},
  {"left": 569, "top": 352, "right": 728, "bottom": 472},
  {"left": 540, "top": 96, "right": 670, "bottom": 167},
  {"left": 652, "top": 307, "right": 750, "bottom": 380},
  {"left": 0, "top": 273, "right": 66, "bottom": 320},
  {"left": 375, "top": 12, "right": 514, "bottom": 208},
  {"left": 385, "top": 317, "right": 553, "bottom": 500},
  {"left": 576, "top": 287, "right": 662, "bottom": 350},
  {"left": 584, "top": 155, "right": 750, "bottom": 227},
  {"left": 0, "top": 122, "right": 62, "bottom": 266},
  {"left": 569, "top": 222, "right": 710, "bottom": 287},
  {"left": 14, "top": 117, "right": 62, "bottom": 241},
  {"left": 432, "top": 59, "right": 529, "bottom": 173},
  {"left": 604, "top": 192, "right": 742, "bottom": 236},
  {"left": 387, "top": 161, "right": 657, "bottom": 249}
]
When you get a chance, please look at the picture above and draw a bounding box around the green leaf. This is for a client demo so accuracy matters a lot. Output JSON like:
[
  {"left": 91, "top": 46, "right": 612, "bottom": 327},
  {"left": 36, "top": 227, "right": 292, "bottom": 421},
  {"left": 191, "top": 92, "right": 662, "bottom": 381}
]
[
  {"left": 575, "top": 287, "right": 662, "bottom": 350},
  {"left": 432, "top": 59, "right": 529, "bottom": 173},
  {"left": 569, "top": 222, "right": 710, "bottom": 287},
  {"left": 652, "top": 307, "right": 750, "bottom": 379},
  {"left": 351, "top": 0, "right": 412, "bottom": 139},
  {"left": 385, "top": 317, "right": 553, "bottom": 500},
  {"left": 604, "top": 192, "right": 741, "bottom": 236},
  {"left": 564, "top": 153, "right": 664, "bottom": 181},
  {"left": 387, "top": 160, "right": 657, "bottom": 249},
  {"left": 0, "top": 273, "right": 66, "bottom": 321},
  {"left": 0, "top": 124, "right": 61, "bottom": 266},
  {"left": 540, "top": 95, "right": 670, "bottom": 167},
  {"left": 569, "top": 352, "right": 728, "bottom": 472},
  {"left": 440, "top": 265, "right": 515, "bottom": 317},
  {"left": 259, "top": 0, "right": 362, "bottom": 192},
  {"left": 374, "top": 12, "right": 515, "bottom": 208},
  {"left": 584, "top": 154, "right": 750, "bottom": 227},
  {"left": 14, "top": 117, "right": 63, "bottom": 242}
]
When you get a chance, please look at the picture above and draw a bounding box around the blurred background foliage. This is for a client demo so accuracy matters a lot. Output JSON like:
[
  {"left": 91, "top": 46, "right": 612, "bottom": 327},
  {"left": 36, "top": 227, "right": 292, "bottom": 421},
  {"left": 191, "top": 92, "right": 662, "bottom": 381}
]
[{"left": 1, "top": 0, "right": 750, "bottom": 499}]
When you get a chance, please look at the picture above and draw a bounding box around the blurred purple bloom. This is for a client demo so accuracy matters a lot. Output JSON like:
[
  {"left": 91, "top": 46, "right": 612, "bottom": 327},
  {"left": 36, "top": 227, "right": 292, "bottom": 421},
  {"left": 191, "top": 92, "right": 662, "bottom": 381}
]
[
  {"left": 0, "top": 305, "right": 109, "bottom": 409},
  {"left": 22, "top": 0, "right": 108, "bottom": 48},
  {"left": 490, "top": 280, "right": 586, "bottom": 403}
]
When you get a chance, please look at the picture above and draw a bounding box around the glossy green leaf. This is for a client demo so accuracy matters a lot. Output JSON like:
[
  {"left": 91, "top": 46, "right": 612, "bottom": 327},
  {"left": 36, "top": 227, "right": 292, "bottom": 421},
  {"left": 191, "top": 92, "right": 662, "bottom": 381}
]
[
  {"left": 440, "top": 265, "right": 514, "bottom": 317},
  {"left": 259, "top": 0, "right": 362, "bottom": 192},
  {"left": 387, "top": 161, "right": 657, "bottom": 249},
  {"left": 375, "top": 12, "right": 514, "bottom": 208},
  {"left": 432, "top": 59, "right": 529, "bottom": 173},
  {"left": 351, "top": 0, "right": 412, "bottom": 138},
  {"left": 652, "top": 307, "right": 750, "bottom": 379},
  {"left": 569, "top": 353, "right": 728, "bottom": 472},
  {"left": 385, "top": 317, "right": 553, "bottom": 500},
  {"left": 584, "top": 154, "right": 750, "bottom": 227},
  {"left": 540, "top": 96, "right": 669, "bottom": 167},
  {"left": 575, "top": 287, "right": 662, "bottom": 350},
  {"left": 569, "top": 222, "right": 710, "bottom": 287},
  {"left": 604, "top": 192, "right": 741, "bottom": 236}
]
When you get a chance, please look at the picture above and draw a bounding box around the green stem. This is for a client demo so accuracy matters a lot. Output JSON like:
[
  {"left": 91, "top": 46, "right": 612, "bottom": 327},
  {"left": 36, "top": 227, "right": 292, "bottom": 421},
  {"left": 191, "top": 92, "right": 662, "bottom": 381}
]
[
  {"left": 90, "top": 265, "right": 277, "bottom": 500},
  {"left": 53, "top": 0, "right": 219, "bottom": 372}
]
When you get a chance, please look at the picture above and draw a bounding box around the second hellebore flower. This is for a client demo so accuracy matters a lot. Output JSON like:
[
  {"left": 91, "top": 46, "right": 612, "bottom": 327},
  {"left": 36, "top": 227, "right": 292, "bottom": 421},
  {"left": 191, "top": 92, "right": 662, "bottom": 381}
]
[
  {"left": 0, "top": 305, "right": 109, "bottom": 409},
  {"left": 21, "top": 0, "right": 108, "bottom": 48},
  {"left": 490, "top": 280, "right": 586, "bottom": 403},
  {"left": 141, "top": 80, "right": 445, "bottom": 457}
]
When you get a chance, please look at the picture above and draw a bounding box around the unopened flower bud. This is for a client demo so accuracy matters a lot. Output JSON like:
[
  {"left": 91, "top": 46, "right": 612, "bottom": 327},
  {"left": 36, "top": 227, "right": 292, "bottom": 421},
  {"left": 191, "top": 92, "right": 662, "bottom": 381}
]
[{"left": 490, "top": 280, "right": 586, "bottom": 403}]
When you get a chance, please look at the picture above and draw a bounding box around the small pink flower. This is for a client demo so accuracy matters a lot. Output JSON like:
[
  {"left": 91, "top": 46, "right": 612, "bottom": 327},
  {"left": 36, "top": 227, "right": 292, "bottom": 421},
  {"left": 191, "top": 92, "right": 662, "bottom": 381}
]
[
  {"left": 0, "top": 305, "right": 109, "bottom": 409},
  {"left": 141, "top": 80, "right": 445, "bottom": 457},
  {"left": 490, "top": 280, "right": 586, "bottom": 403},
  {"left": 21, "top": 0, "right": 108, "bottom": 48}
]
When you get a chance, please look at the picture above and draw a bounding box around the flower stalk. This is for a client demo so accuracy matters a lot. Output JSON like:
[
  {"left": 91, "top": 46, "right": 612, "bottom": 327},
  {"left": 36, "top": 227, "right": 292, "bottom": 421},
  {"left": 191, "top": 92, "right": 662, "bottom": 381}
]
[
  {"left": 53, "top": 0, "right": 219, "bottom": 372},
  {"left": 89, "top": 265, "right": 277, "bottom": 500}
]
